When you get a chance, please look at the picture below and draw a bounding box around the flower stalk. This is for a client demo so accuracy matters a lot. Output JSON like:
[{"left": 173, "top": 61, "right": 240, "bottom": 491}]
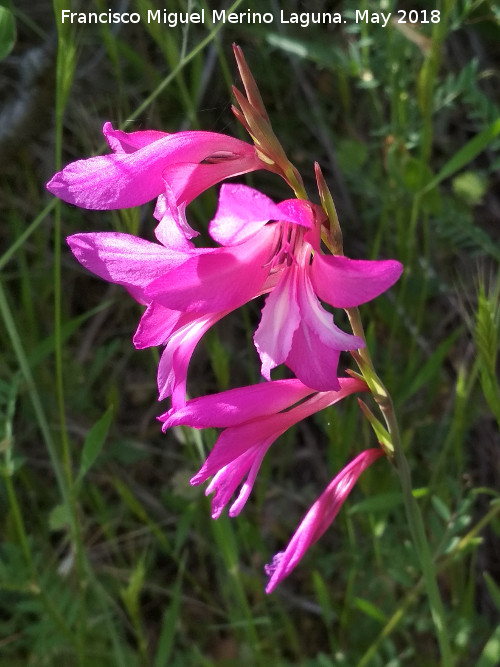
[{"left": 346, "top": 306, "right": 453, "bottom": 665}]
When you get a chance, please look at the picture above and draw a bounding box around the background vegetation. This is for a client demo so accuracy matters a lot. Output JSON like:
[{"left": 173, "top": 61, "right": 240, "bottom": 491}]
[{"left": 1, "top": 0, "right": 500, "bottom": 664}]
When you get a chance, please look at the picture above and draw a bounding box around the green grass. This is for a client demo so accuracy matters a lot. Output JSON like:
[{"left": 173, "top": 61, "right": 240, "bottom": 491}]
[{"left": 1, "top": 0, "right": 500, "bottom": 664}]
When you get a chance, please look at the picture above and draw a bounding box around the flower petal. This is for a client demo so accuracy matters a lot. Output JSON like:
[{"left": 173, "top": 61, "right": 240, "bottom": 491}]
[
  {"left": 159, "top": 378, "right": 315, "bottom": 430},
  {"left": 209, "top": 183, "right": 296, "bottom": 246},
  {"left": 133, "top": 303, "right": 188, "bottom": 349},
  {"left": 146, "top": 226, "right": 276, "bottom": 313},
  {"left": 265, "top": 448, "right": 384, "bottom": 593},
  {"left": 190, "top": 378, "right": 366, "bottom": 485},
  {"left": 154, "top": 185, "right": 198, "bottom": 251},
  {"left": 275, "top": 199, "right": 319, "bottom": 229},
  {"left": 285, "top": 267, "right": 364, "bottom": 391},
  {"left": 311, "top": 255, "right": 403, "bottom": 308},
  {"left": 66, "top": 232, "right": 189, "bottom": 304},
  {"left": 161, "top": 152, "right": 263, "bottom": 210},
  {"left": 103, "top": 121, "right": 169, "bottom": 153},
  {"left": 47, "top": 131, "right": 261, "bottom": 210},
  {"left": 254, "top": 267, "right": 301, "bottom": 380},
  {"left": 204, "top": 441, "right": 272, "bottom": 519},
  {"left": 157, "top": 311, "right": 226, "bottom": 407}
]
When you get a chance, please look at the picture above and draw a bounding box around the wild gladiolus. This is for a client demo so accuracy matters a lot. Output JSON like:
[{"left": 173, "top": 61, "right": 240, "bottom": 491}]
[
  {"left": 159, "top": 377, "right": 368, "bottom": 519},
  {"left": 148, "top": 183, "right": 403, "bottom": 392},
  {"left": 47, "top": 122, "right": 267, "bottom": 244}
]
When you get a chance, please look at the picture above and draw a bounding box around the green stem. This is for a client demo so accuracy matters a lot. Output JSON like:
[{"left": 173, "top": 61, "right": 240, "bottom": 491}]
[
  {"left": 53, "top": 6, "right": 88, "bottom": 662},
  {"left": 347, "top": 307, "right": 453, "bottom": 665},
  {"left": 3, "top": 471, "right": 35, "bottom": 579},
  {"left": 385, "top": 405, "right": 453, "bottom": 665}
]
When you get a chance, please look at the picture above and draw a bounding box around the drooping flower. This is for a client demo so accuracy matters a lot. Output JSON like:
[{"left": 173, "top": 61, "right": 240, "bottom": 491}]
[
  {"left": 159, "top": 377, "right": 367, "bottom": 519},
  {"left": 265, "top": 448, "right": 384, "bottom": 593},
  {"left": 147, "top": 183, "right": 403, "bottom": 392},
  {"left": 47, "top": 122, "right": 266, "bottom": 243}
]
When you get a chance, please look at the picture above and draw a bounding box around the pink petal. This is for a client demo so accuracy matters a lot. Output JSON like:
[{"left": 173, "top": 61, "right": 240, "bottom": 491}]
[
  {"left": 161, "top": 152, "right": 263, "bottom": 209},
  {"left": 275, "top": 199, "right": 320, "bottom": 229},
  {"left": 159, "top": 378, "right": 315, "bottom": 430},
  {"left": 47, "top": 131, "right": 261, "bottom": 210},
  {"left": 190, "top": 378, "right": 366, "bottom": 485},
  {"left": 226, "top": 444, "right": 269, "bottom": 517},
  {"left": 209, "top": 184, "right": 301, "bottom": 246},
  {"left": 157, "top": 311, "right": 226, "bottom": 407},
  {"left": 66, "top": 233, "right": 189, "bottom": 304},
  {"left": 310, "top": 255, "right": 403, "bottom": 308},
  {"left": 204, "top": 441, "right": 271, "bottom": 519},
  {"left": 254, "top": 267, "right": 302, "bottom": 380},
  {"left": 265, "top": 448, "right": 384, "bottom": 593},
  {"left": 146, "top": 226, "right": 276, "bottom": 313},
  {"left": 154, "top": 186, "right": 198, "bottom": 251},
  {"left": 103, "top": 121, "right": 169, "bottom": 153},
  {"left": 285, "top": 267, "right": 364, "bottom": 391},
  {"left": 133, "top": 303, "right": 188, "bottom": 349}
]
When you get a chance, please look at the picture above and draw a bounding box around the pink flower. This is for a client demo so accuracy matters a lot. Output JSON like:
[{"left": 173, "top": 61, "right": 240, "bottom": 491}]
[
  {"left": 148, "top": 183, "right": 403, "bottom": 392},
  {"left": 66, "top": 232, "right": 226, "bottom": 407},
  {"left": 65, "top": 223, "right": 283, "bottom": 408},
  {"left": 47, "top": 122, "right": 265, "bottom": 243},
  {"left": 66, "top": 180, "right": 402, "bottom": 404},
  {"left": 265, "top": 448, "right": 384, "bottom": 593},
  {"left": 159, "top": 377, "right": 367, "bottom": 519}
]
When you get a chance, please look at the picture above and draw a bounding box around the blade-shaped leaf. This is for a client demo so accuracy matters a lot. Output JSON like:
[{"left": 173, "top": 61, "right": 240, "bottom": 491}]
[{"left": 77, "top": 406, "right": 113, "bottom": 482}]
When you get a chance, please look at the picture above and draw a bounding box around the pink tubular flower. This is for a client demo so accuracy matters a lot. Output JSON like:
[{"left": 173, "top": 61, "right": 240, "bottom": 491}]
[
  {"left": 159, "top": 377, "right": 367, "bottom": 519},
  {"left": 47, "top": 122, "right": 265, "bottom": 242},
  {"left": 265, "top": 448, "right": 384, "bottom": 593},
  {"left": 66, "top": 232, "right": 228, "bottom": 407},
  {"left": 147, "top": 183, "right": 403, "bottom": 392}
]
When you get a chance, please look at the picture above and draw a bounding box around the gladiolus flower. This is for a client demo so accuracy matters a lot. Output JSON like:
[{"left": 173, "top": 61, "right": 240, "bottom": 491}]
[
  {"left": 66, "top": 232, "right": 227, "bottom": 407},
  {"left": 47, "top": 122, "right": 266, "bottom": 243},
  {"left": 265, "top": 448, "right": 384, "bottom": 593},
  {"left": 66, "top": 179, "right": 401, "bottom": 405},
  {"left": 148, "top": 183, "right": 403, "bottom": 392},
  {"left": 65, "top": 225, "right": 279, "bottom": 408},
  {"left": 159, "top": 377, "right": 367, "bottom": 519}
]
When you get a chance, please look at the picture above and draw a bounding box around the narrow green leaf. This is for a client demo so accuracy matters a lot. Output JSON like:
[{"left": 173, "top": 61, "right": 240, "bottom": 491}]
[
  {"left": 349, "top": 492, "right": 403, "bottom": 515},
  {"left": 49, "top": 503, "right": 72, "bottom": 532},
  {"left": 312, "top": 571, "right": 336, "bottom": 622},
  {"left": 398, "top": 330, "right": 460, "bottom": 403},
  {"left": 431, "top": 495, "right": 452, "bottom": 523},
  {"left": 0, "top": 4, "right": 15, "bottom": 62},
  {"left": 353, "top": 596, "right": 387, "bottom": 624},
  {"left": 484, "top": 572, "right": 500, "bottom": 614},
  {"left": 422, "top": 119, "right": 500, "bottom": 192},
  {"left": 77, "top": 406, "right": 113, "bottom": 482},
  {"left": 27, "top": 301, "right": 112, "bottom": 369},
  {"left": 154, "top": 564, "right": 185, "bottom": 667},
  {"left": 475, "top": 623, "right": 500, "bottom": 667}
]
